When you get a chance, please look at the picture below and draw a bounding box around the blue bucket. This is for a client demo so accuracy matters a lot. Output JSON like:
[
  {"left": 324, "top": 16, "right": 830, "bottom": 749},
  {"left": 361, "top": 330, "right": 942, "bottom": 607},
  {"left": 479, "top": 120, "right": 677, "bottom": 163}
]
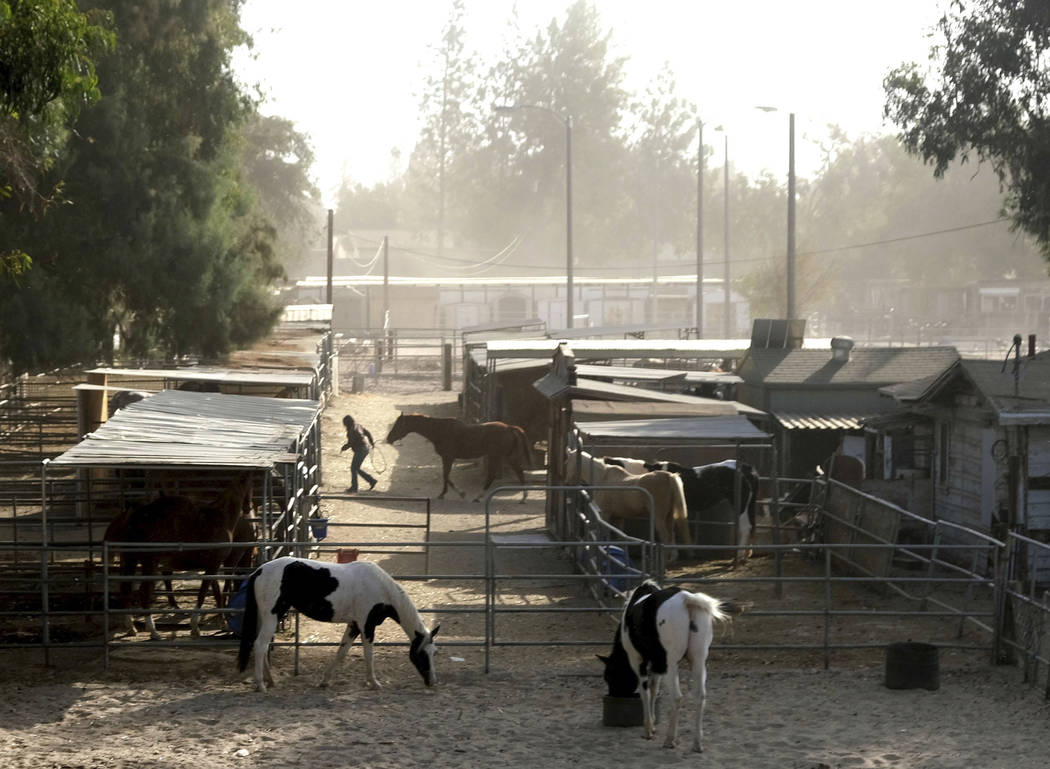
[
  {"left": 310, "top": 517, "right": 329, "bottom": 540},
  {"left": 226, "top": 581, "right": 249, "bottom": 637},
  {"left": 604, "top": 545, "right": 633, "bottom": 592}
]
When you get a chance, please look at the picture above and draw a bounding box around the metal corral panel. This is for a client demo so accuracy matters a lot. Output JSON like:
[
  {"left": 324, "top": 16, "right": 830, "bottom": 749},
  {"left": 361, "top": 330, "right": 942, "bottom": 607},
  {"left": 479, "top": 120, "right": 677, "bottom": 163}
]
[
  {"left": 577, "top": 415, "right": 771, "bottom": 443},
  {"left": 49, "top": 389, "right": 321, "bottom": 468}
]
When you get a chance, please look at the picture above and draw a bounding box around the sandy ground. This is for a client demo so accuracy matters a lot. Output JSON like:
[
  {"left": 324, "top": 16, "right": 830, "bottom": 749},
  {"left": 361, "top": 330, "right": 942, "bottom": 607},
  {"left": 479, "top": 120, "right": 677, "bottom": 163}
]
[{"left": 2, "top": 374, "right": 1050, "bottom": 769}]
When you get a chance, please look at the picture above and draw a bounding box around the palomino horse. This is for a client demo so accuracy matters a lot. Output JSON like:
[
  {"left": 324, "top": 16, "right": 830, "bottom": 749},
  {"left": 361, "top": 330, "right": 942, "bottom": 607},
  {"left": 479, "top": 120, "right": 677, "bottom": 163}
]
[
  {"left": 108, "top": 472, "right": 253, "bottom": 639},
  {"left": 568, "top": 450, "right": 690, "bottom": 559},
  {"left": 386, "top": 412, "right": 531, "bottom": 502},
  {"left": 237, "top": 556, "right": 439, "bottom": 692}
]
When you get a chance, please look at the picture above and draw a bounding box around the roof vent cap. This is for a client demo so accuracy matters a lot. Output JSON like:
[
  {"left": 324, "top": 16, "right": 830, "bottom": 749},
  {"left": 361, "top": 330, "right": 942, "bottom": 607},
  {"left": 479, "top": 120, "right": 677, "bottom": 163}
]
[{"left": 831, "top": 336, "right": 855, "bottom": 362}]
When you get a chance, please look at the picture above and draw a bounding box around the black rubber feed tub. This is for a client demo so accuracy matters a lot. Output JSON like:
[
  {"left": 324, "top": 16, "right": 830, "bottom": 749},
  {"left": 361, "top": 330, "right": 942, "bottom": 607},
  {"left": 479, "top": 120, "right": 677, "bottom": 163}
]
[
  {"left": 603, "top": 694, "right": 643, "bottom": 727},
  {"left": 884, "top": 641, "right": 940, "bottom": 691}
]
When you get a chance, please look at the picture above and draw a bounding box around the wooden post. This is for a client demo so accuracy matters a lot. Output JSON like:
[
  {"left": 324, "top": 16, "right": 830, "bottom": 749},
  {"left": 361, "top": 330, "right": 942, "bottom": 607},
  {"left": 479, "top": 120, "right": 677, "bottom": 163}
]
[{"left": 442, "top": 342, "right": 452, "bottom": 391}]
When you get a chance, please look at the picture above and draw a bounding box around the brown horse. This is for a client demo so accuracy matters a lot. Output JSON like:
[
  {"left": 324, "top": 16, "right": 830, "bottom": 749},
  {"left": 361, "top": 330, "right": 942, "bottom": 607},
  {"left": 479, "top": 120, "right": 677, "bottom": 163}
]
[
  {"left": 386, "top": 412, "right": 532, "bottom": 502},
  {"left": 108, "top": 473, "right": 253, "bottom": 639},
  {"left": 568, "top": 449, "right": 691, "bottom": 560}
]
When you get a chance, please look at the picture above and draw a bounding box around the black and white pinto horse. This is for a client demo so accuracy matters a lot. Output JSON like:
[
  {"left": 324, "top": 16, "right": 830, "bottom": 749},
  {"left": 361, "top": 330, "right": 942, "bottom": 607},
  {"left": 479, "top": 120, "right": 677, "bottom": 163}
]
[
  {"left": 599, "top": 580, "right": 748, "bottom": 753},
  {"left": 237, "top": 556, "right": 439, "bottom": 692},
  {"left": 648, "top": 459, "right": 760, "bottom": 562},
  {"left": 604, "top": 457, "right": 760, "bottom": 563}
]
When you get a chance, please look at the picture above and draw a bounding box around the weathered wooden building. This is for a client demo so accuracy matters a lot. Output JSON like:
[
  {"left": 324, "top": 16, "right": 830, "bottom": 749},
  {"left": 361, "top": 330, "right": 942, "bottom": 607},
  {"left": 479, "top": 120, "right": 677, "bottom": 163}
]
[
  {"left": 736, "top": 337, "right": 960, "bottom": 480},
  {"left": 870, "top": 350, "right": 1050, "bottom": 540}
]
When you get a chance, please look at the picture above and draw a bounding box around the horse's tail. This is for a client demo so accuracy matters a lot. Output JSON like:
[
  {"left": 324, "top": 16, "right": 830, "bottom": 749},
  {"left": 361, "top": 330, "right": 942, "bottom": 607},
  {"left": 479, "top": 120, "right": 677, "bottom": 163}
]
[
  {"left": 102, "top": 508, "right": 132, "bottom": 565},
  {"left": 671, "top": 473, "right": 691, "bottom": 546},
  {"left": 683, "top": 591, "right": 751, "bottom": 625},
  {"left": 513, "top": 425, "right": 532, "bottom": 470},
  {"left": 742, "top": 462, "right": 760, "bottom": 527},
  {"left": 237, "top": 567, "right": 262, "bottom": 672}
]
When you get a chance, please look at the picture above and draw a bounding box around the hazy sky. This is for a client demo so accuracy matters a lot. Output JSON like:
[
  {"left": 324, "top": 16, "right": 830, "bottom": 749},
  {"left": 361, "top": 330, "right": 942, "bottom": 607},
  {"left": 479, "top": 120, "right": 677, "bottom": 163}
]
[{"left": 232, "top": 0, "right": 948, "bottom": 206}]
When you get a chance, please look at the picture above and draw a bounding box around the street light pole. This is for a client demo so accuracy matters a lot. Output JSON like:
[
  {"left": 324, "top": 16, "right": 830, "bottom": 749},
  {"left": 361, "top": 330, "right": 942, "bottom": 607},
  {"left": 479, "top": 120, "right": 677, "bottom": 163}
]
[
  {"left": 696, "top": 120, "right": 703, "bottom": 338},
  {"left": 719, "top": 129, "right": 730, "bottom": 339},
  {"left": 494, "top": 103, "right": 574, "bottom": 328},
  {"left": 565, "top": 114, "right": 574, "bottom": 329},
  {"left": 787, "top": 112, "right": 796, "bottom": 322}
]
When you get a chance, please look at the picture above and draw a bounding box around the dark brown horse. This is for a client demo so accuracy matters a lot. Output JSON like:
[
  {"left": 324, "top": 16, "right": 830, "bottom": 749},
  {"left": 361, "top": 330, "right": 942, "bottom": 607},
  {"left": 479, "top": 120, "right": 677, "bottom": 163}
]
[
  {"left": 386, "top": 412, "right": 531, "bottom": 502},
  {"left": 108, "top": 473, "right": 253, "bottom": 639}
]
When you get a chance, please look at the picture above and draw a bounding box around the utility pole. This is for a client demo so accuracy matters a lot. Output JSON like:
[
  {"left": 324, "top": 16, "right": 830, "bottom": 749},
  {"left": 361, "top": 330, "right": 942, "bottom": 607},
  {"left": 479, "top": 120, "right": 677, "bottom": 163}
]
[
  {"left": 382, "top": 235, "right": 390, "bottom": 327},
  {"left": 696, "top": 120, "right": 704, "bottom": 338},
  {"left": 722, "top": 133, "right": 730, "bottom": 339},
  {"left": 326, "top": 209, "right": 334, "bottom": 306},
  {"left": 787, "top": 112, "right": 796, "bottom": 322}
]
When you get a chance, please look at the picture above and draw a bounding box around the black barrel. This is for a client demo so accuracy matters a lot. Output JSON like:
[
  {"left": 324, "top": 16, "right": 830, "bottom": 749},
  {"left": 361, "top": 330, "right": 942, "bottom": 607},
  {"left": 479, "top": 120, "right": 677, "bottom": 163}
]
[{"left": 885, "top": 641, "right": 940, "bottom": 690}]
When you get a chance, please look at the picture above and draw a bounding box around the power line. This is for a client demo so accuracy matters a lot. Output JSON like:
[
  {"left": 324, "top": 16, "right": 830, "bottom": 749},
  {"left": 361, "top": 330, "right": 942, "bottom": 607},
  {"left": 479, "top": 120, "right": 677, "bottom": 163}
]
[
  {"left": 338, "top": 216, "right": 1015, "bottom": 275},
  {"left": 797, "top": 217, "right": 1011, "bottom": 257}
]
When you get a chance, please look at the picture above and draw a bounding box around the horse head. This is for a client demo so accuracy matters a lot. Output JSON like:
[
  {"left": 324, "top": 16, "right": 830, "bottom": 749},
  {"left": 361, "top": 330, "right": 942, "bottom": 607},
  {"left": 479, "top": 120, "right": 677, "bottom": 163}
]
[
  {"left": 598, "top": 626, "right": 639, "bottom": 697},
  {"left": 386, "top": 412, "right": 408, "bottom": 444},
  {"left": 409, "top": 624, "right": 441, "bottom": 686}
]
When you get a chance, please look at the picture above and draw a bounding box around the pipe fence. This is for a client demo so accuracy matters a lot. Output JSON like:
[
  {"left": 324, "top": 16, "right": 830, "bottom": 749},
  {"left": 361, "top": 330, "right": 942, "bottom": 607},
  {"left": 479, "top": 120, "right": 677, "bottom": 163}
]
[{"left": 6, "top": 481, "right": 1050, "bottom": 702}]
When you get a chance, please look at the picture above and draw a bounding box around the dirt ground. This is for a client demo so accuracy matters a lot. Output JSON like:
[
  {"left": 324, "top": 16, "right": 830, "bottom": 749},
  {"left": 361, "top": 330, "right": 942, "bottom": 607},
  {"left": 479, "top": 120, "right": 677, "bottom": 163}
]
[{"left": 2, "top": 372, "right": 1050, "bottom": 769}]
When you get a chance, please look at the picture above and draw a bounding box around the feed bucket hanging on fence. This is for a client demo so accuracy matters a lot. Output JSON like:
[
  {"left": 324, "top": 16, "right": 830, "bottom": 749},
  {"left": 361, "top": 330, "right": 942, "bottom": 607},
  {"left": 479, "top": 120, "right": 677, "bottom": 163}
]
[
  {"left": 884, "top": 641, "right": 940, "bottom": 690},
  {"left": 226, "top": 581, "right": 249, "bottom": 637},
  {"left": 310, "top": 517, "right": 329, "bottom": 540},
  {"left": 604, "top": 545, "right": 633, "bottom": 592}
]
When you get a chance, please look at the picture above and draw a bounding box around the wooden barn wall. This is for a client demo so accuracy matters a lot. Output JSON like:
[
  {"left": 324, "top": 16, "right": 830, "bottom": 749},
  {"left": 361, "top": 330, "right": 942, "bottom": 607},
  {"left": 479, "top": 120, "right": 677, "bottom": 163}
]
[
  {"left": 1027, "top": 426, "right": 1050, "bottom": 530},
  {"left": 935, "top": 412, "right": 988, "bottom": 532}
]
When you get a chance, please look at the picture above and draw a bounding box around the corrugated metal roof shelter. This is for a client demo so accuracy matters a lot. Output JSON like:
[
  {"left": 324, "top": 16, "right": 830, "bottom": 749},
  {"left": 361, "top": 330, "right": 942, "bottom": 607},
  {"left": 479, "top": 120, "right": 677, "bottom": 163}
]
[
  {"left": 51, "top": 389, "right": 321, "bottom": 469},
  {"left": 86, "top": 366, "right": 318, "bottom": 399},
  {"left": 576, "top": 416, "right": 771, "bottom": 446}
]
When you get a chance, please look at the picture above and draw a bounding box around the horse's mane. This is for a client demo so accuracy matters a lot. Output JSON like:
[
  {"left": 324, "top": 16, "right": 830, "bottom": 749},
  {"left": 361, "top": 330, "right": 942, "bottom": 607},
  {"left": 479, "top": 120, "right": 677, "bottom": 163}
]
[{"left": 359, "top": 561, "right": 428, "bottom": 637}]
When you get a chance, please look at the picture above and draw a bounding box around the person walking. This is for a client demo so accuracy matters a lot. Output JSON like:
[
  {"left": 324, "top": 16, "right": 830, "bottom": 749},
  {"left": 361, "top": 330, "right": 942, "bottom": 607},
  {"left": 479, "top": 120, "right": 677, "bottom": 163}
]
[{"left": 340, "top": 414, "right": 377, "bottom": 493}]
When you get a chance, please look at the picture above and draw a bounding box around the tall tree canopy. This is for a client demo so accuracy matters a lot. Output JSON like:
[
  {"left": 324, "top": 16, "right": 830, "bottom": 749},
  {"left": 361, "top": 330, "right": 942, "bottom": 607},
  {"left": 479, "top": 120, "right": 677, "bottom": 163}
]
[
  {"left": 884, "top": 0, "right": 1050, "bottom": 266},
  {"left": 0, "top": 0, "right": 315, "bottom": 374},
  {"left": 0, "top": 0, "right": 113, "bottom": 274}
]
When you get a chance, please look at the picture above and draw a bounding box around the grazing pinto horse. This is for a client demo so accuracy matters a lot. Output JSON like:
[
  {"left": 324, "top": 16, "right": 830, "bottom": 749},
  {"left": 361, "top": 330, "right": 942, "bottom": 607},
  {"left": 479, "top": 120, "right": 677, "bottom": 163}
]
[
  {"left": 644, "top": 459, "right": 760, "bottom": 563},
  {"left": 109, "top": 473, "right": 253, "bottom": 639},
  {"left": 386, "top": 412, "right": 531, "bottom": 502},
  {"left": 237, "top": 556, "right": 439, "bottom": 692},
  {"left": 600, "top": 580, "right": 748, "bottom": 753},
  {"left": 569, "top": 450, "right": 690, "bottom": 560}
]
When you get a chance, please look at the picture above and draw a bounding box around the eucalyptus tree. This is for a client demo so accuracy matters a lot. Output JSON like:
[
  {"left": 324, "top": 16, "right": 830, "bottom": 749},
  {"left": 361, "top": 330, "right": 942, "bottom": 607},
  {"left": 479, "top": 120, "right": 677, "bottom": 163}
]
[
  {"left": 0, "top": 0, "right": 285, "bottom": 372},
  {"left": 475, "top": 0, "right": 632, "bottom": 271},
  {"left": 0, "top": 0, "right": 113, "bottom": 276},
  {"left": 623, "top": 66, "right": 699, "bottom": 279},
  {"left": 403, "top": 0, "right": 482, "bottom": 256},
  {"left": 884, "top": 0, "right": 1050, "bottom": 266}
]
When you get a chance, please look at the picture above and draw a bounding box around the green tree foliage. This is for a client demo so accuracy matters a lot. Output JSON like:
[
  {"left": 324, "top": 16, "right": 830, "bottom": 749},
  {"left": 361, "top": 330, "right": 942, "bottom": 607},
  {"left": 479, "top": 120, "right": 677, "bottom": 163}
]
[
  {"left": 0, "top": 0, "right": 300, "bottom": 373},
  {"left": 402, "top": 0, "right": 480, "bottom": 256},
  {"left": 884, "top": 0, "right": 1050, "bottom": 265},
  {"left": 625, "top": 66, "right": 698, "bottom": 267},
  {"left": 0, "top": 0, "right": 113, "bottom": 274},
  {"left": 238, "top": 113, "right": 320, "bottom": 277},
  {"left": 479, "top": 0, "right": 631, "bottom": 271}
]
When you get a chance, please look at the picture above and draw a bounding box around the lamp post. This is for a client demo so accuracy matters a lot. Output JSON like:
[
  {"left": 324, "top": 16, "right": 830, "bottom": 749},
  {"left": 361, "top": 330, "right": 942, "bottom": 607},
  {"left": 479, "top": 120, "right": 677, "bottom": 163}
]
[
  {"left": 757, "top": 106, "right": 796, "bottom": 321},
  {"left": 494, "top": 103, "right": 574, "bottom": 328},
  {"left": 696, "top": 120, "right": 703, "bottom": 338},
  {"left": 714, "top": 125, "right": 730, "bottom": 338}
]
